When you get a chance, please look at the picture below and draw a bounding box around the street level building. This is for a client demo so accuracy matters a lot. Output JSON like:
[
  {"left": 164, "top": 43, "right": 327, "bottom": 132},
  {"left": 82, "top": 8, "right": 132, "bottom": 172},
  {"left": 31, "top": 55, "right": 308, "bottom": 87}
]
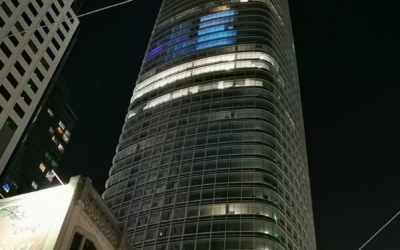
[
  {"left": 0, "top": 0, "right": 80, "bottom": 184},
  {"left": 103, "top": 0, "right": 316, "bottom": 249},
  {"left": 0, "top": 175, "right": 133, "bottom": 250}
]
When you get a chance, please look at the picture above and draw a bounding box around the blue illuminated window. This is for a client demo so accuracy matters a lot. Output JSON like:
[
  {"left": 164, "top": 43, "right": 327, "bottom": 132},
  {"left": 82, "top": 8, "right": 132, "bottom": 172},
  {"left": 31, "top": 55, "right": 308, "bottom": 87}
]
[
  {"left": 196, "top": 39, "right": 236, "bottom": 50},
  {"left": 3, "top": 183, "right": 10, "bottom": 192},
  {"left": 200, "top": 10, "right": 238, "bottom": 22},
  {"left": 197, "top": 31, "right": 237, "bottom": 43},
  {"left": 198, "top": 25, "right": 233, "bottom": 35}
]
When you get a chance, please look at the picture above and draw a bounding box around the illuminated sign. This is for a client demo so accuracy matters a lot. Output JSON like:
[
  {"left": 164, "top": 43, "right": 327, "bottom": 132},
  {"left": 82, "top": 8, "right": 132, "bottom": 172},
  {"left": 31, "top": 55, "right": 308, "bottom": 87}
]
[{"left": 0, "top": 185, "right": 74, "bottom": 249}]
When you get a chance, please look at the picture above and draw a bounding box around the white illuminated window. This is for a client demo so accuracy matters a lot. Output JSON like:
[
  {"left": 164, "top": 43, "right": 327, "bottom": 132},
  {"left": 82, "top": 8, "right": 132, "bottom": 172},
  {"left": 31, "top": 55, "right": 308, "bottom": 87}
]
[
  {"left": 58, "top": 143, "right": 65, "bottom": 153},
  {"left": 49, "top": 127, "right": 54, "bottom": 135},
  {"left": 212, "top": 5, "right": 230, "bottom": 12},
  {"left": 32, "top": 181, "right": 38, "bottom": 189},
  {"left": 132, "top": 54, "right": 274, "bottom": 103},
  {"left": 57, "top": 121, "right": 65, "bottom": 133},
  {"left": 39, "top": 163, "right": 46, "bottom": 172},
  {"left": 135, "top": 52, "right": 277, "bottom": 93},
  {"left": 140, "top": 78, "right": 263, "bottom": 112},
  {"left": 62, "top": 129, "right": 71, "bottom": 143},
  {"left": 46, "top": 171, "right": 55, "bottom": 182},
  {"left": 52, "top": 135, "right": 59, "bottom": 145},
  {"left": 47, "top": 108, "right": 54, "bottom": 117}
]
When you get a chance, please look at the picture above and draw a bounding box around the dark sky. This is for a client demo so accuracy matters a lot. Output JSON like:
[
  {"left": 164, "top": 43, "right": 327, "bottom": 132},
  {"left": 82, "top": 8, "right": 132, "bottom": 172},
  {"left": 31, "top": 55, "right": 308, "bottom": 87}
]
[{"left": 58, "top": 0, "right": 400, "bottom": 249}]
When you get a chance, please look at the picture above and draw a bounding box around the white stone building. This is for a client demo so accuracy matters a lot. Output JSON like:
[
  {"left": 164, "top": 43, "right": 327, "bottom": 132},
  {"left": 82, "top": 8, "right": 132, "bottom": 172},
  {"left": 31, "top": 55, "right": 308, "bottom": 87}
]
[
  {"left": 0, "top": 0, "right": 79, "bottom": 177},
  {"left": 0, "top": 175, "right": 133, "bottom": 250}
]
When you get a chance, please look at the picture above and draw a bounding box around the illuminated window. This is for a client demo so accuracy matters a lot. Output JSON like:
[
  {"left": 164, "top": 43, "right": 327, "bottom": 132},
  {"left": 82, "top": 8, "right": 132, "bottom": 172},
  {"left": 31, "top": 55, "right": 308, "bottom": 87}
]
[
  {"left": 135, "top": 52, "right": 276, "bottom": 101},
  {"left": 49, "top": 127, "right": 54, "bottom": 135},
  {"left": 212, "top": 5, "right": 230, "bottom": 12},
  {"left": 58, "top": 144, "right": 65, "bottom": 153},
  {"left": 46, "top": 171, "right": 54, "bottom": 182},
  {"left": 3, "top": 183, "right": 10, "bottom": 193},
  {"left": 52, "top": 135, "right": 59, "bottom": 145},
  {"left": 32, "top": 181, "right": 38, "bottom": 189},
  {"left": 47, "top": 108, "right": 54, "bottom": 117},
  {"left": 141, "top": 79, "right": 262, "bottom": 111},
  {"left": 200, "top": 10, "right": 237, "bottom": 22},
  {"left": 62, "top": 130, "right": 71, "bottom": 143},
  {"left": 39, "top": 163, "right": 46, "bottom": 172},
  {"left": 57, "top": 121, "right": 65, "bottom": 133}
]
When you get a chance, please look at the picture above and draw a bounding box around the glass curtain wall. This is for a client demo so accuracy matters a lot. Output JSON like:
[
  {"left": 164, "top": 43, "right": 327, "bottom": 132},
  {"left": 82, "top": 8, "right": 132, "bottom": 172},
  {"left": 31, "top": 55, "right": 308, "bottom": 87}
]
[{"left": 103, "top": 0, "right": 316, "bottom": 250}]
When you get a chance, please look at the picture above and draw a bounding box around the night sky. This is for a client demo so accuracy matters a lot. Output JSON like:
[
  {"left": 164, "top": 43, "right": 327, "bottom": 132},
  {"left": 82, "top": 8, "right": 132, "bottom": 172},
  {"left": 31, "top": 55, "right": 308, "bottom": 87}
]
[{"left": 57, "top": 0, "right": 400, "bottom": 249}]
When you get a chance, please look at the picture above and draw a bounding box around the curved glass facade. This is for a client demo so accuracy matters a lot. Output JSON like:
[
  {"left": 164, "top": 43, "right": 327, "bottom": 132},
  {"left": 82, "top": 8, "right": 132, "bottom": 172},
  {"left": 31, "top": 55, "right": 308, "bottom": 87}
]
[{"left": 103, "top": 0, "right": 316, "bottom": 250}]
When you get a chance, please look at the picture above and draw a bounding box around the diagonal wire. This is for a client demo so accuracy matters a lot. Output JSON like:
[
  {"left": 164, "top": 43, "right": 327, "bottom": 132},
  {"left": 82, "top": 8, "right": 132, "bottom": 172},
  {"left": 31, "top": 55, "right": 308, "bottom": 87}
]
[
  {"left": 1, "top": 0, "right": 134, "bottom": 40},
  {"left": 358, "top": 211, "right": 400, "bottom": 250}
]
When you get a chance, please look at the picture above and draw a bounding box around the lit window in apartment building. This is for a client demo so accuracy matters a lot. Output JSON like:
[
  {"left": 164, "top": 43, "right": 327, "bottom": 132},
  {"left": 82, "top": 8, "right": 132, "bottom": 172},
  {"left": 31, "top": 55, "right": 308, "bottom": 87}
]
[
  {"left": 3, "top": 183, "right": 10, "bottom": 193},
  {"left": 32, "top": 181, "right": 38, "bottom": 189},
  {"left": 28, "top": 80, "right": 38, "bottom": 93},
  {"left": 5, "top": 117, "right": 18, "bottom": 131},
  {"left": 34, "top": 68, "right": 44, "bottom": 81},
  {"left": 39, "top": 162, "right": 46, "bottom": 172},
  {"left": 46, "top": 171, "right": 54, "bottom": 182},
  {"left": 63, "top": 130, "right": 71, "bottom": 143},
  {"left": 52, "top": 135, "right": 59, "bottom": 145},
  {"left": 49, "top": 127, "right": 54, "bottom": 135},
  {"left": 47, "top": 108, "right": 54, "bottom": 117},
  {"left": 21, "top": 91, "right": 32, "bottom": 105},
  {"left": 58, "top": 121, "right": 65, "bottom": 133},
  {"left": 58, "top": 144, "right": 64, "bottom": 153}
]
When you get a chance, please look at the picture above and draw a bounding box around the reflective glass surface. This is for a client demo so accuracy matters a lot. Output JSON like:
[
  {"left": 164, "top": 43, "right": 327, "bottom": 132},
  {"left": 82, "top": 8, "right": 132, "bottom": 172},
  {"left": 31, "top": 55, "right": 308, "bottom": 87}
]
[{"left": 104, "top": 0, "right": 316, "bottom": 250}]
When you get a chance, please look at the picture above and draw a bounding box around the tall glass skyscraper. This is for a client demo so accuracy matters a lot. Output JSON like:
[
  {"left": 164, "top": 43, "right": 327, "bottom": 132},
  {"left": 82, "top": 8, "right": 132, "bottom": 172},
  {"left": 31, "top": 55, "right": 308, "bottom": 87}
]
[{"left": 103, "top": 0, "right": 316, "bottom": 250}]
